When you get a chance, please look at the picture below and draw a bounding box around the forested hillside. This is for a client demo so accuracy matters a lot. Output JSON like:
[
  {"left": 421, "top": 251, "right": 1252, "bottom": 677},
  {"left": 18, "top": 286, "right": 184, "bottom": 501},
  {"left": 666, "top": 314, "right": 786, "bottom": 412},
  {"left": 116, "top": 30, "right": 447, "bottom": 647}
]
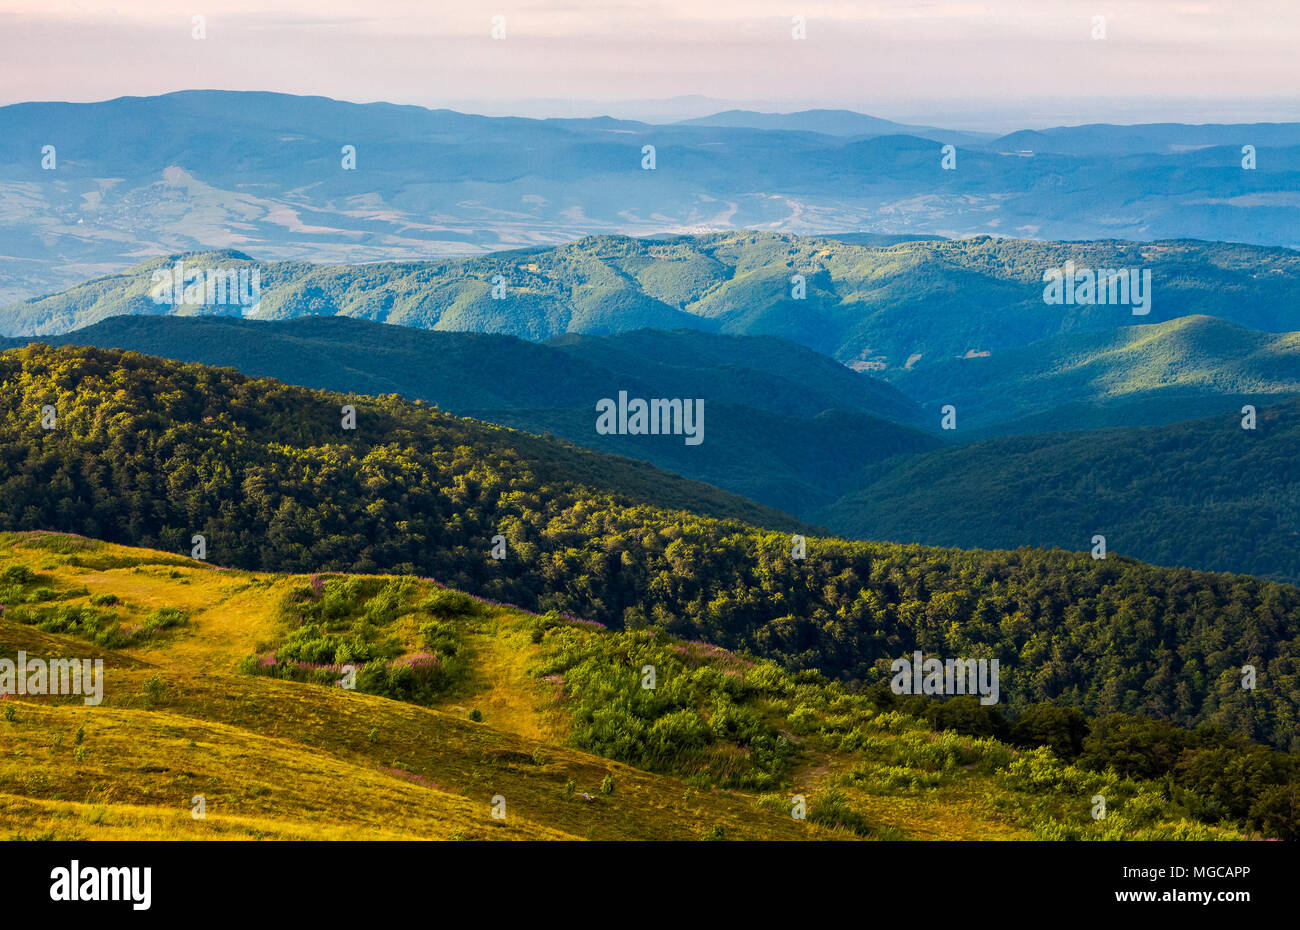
[
  {"left": 892, "top": 315, "right": 1300, "bottom": 435},
  {"left": 819, "top": 397, "right": 1300, "bottom": 582},
  {"left": 5, "top": 314, "right": 1294, "bottom": 581},
  {"left": 6, "top": 235, "right": 1299, "bottom": 373},
  {"left": 0, "top": 315, "right": 936, "bottom": 516},
  {"left": 1, "top": 344, "right": 1297, "bottom": 752}
]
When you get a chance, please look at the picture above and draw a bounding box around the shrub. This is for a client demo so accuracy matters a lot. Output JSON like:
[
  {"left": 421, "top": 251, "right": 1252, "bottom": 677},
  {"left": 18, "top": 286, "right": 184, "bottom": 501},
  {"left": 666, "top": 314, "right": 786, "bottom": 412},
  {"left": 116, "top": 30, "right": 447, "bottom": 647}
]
[
  {"left": 143, "top": 607, "right": 187, "bottom": 632},
  {"left": 0, "top": 565, "right": 34, "bottom": 585},
  {"left": 142, "top": 674, "right": 165, "bottom": 704},
  {"left": 1011, "top": 703, "right": 1089, "bottom": 759},
  {"left": 787, "top": 703, "right": 820, "bottom": 735},
  {"left": 807, "top": 787, "right": 873, "bottom": 837},
  {"left": 354, "top": 653, "right": 447, "bottom": 704},
  {"left": 1080, "top": 714, "right": 1190, "bottom": 780},
  {"left": 364, "top": 578, "right": 418, "bottom": 625},
  {"left": 927, "top": 696, "right": 1009, "bottom": 741},
  {"left": 421, "top": 589, "right": 482, "bottom": 620},
  {"left": 420, "top": 620, "right": 461, "bottom": 657}
]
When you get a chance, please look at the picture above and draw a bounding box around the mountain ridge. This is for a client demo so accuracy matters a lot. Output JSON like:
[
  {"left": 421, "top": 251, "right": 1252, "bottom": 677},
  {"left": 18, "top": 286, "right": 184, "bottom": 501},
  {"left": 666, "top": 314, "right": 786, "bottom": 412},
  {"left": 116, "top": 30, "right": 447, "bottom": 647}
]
[
  {"left": 6, "top": 233, "right": 1299, "bottom": 373},
  {"left": 3, "top": 89, "right": 1299, "bottom": 304}
]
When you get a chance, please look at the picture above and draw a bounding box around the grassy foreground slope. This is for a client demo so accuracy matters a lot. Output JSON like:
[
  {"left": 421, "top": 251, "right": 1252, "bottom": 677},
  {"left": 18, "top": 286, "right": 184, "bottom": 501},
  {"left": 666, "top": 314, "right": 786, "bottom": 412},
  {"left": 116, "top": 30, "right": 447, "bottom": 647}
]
[
  {"left": 0, "top": 534, "right": 818, "bottom": 841},
  {"left": 0, "top": 532, "right": 1278, "bottom": 841}
]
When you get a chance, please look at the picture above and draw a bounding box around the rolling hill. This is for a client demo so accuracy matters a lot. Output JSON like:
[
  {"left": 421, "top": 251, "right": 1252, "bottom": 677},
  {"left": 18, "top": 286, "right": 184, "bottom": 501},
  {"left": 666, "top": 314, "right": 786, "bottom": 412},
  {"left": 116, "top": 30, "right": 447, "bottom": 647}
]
[
  {"left": 4, "top": 315, "right": 1296, "bottom": 584},
  {"left": 675, "top": 109, "right": 994, "bottom": 144},
  {"left": 890, "top": 315, "right": 1300, "bottom": 435},
  {"left": 6, "top": 532, "right": 1289, "bottom": 841},
  {"left": 985, "top": 122, "right": 1300, "bottom": 156},
  {"left": 3, "top": 90, "right": 1299, "bottom": 305},
  {"left": 5, "top": 234, "right": 1300, "bottom": 377},
  {"left": 0, "top": 315, "right": 936, "bottom": 516},
  {"left": 1, "top": 344, "right": 1299, "bottom": 756},
  {"left": 817, "top": 396, "right": 1300, "bottom": 583}
]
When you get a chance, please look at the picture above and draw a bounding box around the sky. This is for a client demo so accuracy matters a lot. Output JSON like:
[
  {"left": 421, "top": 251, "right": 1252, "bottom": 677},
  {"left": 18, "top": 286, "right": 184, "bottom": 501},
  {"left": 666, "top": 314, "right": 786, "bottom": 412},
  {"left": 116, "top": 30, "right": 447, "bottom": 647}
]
[{"left": 1, "top": 1, "right": 1297, "bottom": 129}]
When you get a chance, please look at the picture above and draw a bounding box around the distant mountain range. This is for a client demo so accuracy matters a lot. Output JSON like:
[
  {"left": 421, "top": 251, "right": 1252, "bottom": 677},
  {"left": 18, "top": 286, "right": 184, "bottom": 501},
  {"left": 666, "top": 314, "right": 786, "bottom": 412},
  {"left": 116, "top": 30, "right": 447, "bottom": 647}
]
[
  {"left": 6, "top": 233, "right": 1299, "bottom": 376},
  {"left": 673, "top": 109, "right": 995, "bottom": 145},
  {"left": 2, "top": 90, "right": 1299, "bottom": 304},
  {"left": 988, "top": 122, "right": 1300, "bottom": 156}
]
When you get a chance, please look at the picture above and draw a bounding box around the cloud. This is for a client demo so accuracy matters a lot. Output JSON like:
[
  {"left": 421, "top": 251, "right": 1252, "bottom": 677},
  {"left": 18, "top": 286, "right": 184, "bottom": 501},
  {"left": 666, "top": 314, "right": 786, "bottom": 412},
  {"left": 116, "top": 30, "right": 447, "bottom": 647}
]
[{"left": 0, "top": 1, "right": 1296, "bottom": 113}]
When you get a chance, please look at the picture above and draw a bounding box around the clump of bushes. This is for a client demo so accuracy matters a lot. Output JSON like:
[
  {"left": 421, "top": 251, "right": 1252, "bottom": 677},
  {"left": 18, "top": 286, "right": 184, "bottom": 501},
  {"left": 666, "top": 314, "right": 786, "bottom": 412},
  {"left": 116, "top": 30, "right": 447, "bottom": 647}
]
[
  {"left": 535, "top": 626, "right": 793, "bottom": 790},
  {"left": 0, "top": 565, "right": 34, "bottom": 586},
  {"left": 245, "top": 577, "right": 466, "bottom": 704},
  {"left": 420, "top": 589, "right": 482, "bottom": 620},
  {"left": 806, "top": 787, "right": 874, "bottom": 837},
  {"left": 142, "top": 607, "right": 187, "bottom": 633},
  {"left": 9, "top": 603, "right": 187, "bottom": 648}
]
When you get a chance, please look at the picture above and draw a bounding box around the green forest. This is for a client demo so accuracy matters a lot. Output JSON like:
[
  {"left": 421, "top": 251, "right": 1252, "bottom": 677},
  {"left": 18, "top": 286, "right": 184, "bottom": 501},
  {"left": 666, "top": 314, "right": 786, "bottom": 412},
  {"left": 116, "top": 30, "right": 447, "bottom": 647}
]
[
  {"left": 2, "top": 343, "right": 1298, "bottom": 753},
  {"left": 820, "top": 394, "right": 1300, "bottom": 583},
  {"left": 7, "top": 233, "right": 1300, "bottom": 367}
]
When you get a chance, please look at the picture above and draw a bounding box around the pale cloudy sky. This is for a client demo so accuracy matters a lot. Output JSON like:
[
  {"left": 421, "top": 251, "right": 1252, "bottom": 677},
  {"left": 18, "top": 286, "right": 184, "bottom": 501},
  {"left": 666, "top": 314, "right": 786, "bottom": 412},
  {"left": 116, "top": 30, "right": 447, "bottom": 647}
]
[{"left": 1, "top": 1, "right": 1296, "bottom": 128}]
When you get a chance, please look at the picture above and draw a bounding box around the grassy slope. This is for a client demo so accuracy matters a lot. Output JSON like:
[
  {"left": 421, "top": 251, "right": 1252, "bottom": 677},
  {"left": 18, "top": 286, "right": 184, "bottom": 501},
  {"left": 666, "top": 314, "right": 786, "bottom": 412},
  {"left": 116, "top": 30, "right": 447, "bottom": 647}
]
[
  {"left": 0, "top": 533, "right": 1242, "bottom": 841},
  {"left": 0, "top": 536, "right": 819, "bottom": 841}
]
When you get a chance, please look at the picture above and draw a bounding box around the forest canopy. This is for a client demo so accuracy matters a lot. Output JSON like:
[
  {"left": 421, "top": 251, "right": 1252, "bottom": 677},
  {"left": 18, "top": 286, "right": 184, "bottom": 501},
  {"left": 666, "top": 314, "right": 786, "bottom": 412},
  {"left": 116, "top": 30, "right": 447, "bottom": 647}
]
[{"left": 1, "top": 343, "right": 1297, "bottom": 750}]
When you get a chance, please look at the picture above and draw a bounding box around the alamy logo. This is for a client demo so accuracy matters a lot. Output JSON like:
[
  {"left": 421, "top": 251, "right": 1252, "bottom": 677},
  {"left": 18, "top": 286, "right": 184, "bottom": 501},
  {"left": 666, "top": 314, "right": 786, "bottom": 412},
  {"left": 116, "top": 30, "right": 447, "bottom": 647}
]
[
  {"left": 150, "top": 260, "right": 262, "bottom": 317},
  {"left": 1042, "top": 261, "right": 1151, "bottom": 315},
  {"left": 50, "top": 860, "right": 151, "bottom": 910},
  {"left": 0, "top": 651, "right": 103, "bottom": 705},
  {"left": 596, "top": 391, "right": 703, "bottom": 446},
  {"left": 890, "top": 652, "right": 1000, "bottom": 705}
]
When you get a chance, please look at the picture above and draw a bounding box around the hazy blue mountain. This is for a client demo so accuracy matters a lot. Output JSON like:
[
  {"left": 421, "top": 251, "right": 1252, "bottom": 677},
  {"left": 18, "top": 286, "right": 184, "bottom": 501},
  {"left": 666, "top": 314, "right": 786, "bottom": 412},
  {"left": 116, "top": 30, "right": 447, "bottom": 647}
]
[
  {"left": 675, "top": 109, "right": 994, "bottom": 144},
  {"left": 986, "top": 122, "right": 1300, "bottom": 156},
  {"left": 2, "top": 90, "right": 1298, "bottom": 303},
  {"left": 6, "top": 233, "right": 1298, "bottom": 377},
  {"left": 891, "top": 315, "right": 1300, "bottom": 435},
  {"left": 0, "top": 314, "right": 937, "bottom": 516}
]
